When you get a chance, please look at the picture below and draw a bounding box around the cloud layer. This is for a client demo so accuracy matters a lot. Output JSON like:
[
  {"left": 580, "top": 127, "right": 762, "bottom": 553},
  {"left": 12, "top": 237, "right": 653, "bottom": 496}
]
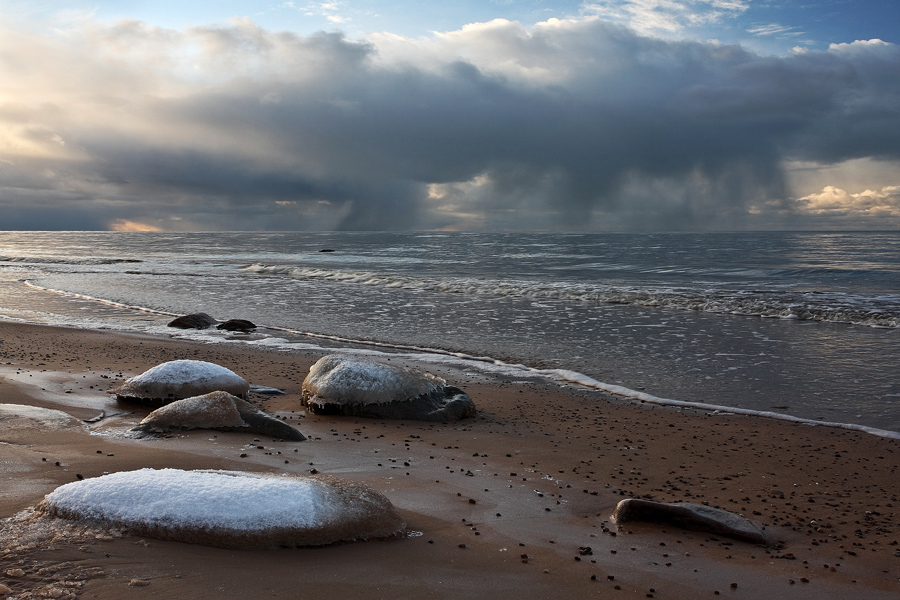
[{"left": 0, "top": 16, "right": 898, "bottom": 231}]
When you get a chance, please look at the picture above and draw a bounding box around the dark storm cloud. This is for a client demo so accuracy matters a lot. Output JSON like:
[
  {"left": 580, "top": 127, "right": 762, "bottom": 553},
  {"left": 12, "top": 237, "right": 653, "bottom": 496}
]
[{"left": 0, "top": 17, "right": 898, "bottom": 230}]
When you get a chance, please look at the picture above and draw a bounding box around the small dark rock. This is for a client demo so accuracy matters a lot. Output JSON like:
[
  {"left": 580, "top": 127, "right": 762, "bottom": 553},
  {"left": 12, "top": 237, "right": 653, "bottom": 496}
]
[
  {"left": 217, "top": 319, "right": 257, "bottom": 332},
  {"left": 167, "top": 313, "right": 218, "bottom": 330}
]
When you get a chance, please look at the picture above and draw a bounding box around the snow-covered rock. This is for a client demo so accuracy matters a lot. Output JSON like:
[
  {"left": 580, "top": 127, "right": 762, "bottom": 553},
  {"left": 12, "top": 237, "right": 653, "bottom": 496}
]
[
  {"left": 37, "top": 469, "right": 405, "bottom": 549},
  {"left": 110, "top": 360, "right": 250, "bottom": 406},
  {"left": 301, "top": 355, "right": 476, "bottom": 422},
  {"left": 132, "top": 391, "right": 305, "bottom": 441},
  {"left": 612, "top": 498, "right": 766, "bottom": 544},
  {"left": 0, "top": 404, "right": 83, "bottom": 434}
]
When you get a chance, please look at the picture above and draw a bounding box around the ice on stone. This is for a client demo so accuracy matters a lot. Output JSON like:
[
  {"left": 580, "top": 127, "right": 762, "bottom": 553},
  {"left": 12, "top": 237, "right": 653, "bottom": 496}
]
[
  {"left": 132, "top": 391, "right": 306, "bottom": 441},
  {"left": 110, "top": 360, "right": 250, "bottom": 405},
  {"left": 303, "top": 355, "right": 442, "bottom": 406},
  {"left": 37, "top": 469, "right": 405, "bottom": 548},
  {"left": 0, "top": 404, "right": 83, "bottom": 431},
  {"left": 302, "top": 355, "right": 476, "bottom": 421},
  {"left": 133, "top": 391, "right": 247, "bottom": 431}
]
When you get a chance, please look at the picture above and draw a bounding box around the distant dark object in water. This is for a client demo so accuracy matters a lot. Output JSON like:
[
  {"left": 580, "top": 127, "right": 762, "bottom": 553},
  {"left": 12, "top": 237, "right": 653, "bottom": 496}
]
[
  {"left": 168, "top": 313, "right": 218, "bottom": 330},
  {"left": 217, "top": 319, "right": 257, "bottom": 332},
  {"left": 319, "top": 249, "right": 335, "bottom": 253}
]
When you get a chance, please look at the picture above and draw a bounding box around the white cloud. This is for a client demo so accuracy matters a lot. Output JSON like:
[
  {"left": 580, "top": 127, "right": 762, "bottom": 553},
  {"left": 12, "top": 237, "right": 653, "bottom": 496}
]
[
  {"left": 581, "top": 0, "right": 748, "bottom": 36},
  {"left": 794, "top": 185, "right": 900, "bottom": 218},
  {"left": 747, "top": 23, "right": 803, "bottom": 37}
]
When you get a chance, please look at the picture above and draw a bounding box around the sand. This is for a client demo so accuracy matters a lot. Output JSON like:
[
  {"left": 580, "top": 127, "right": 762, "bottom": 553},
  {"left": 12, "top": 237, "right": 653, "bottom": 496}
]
[{"left": 0, "top": 320, "right": 898, "bottom": 599}]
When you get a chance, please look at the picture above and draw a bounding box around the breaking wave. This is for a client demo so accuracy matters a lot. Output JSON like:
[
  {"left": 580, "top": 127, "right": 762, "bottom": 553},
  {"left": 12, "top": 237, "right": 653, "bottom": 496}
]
[
  {"left": 0, "top": 256, "right": 143, "bottom": 266},
  {"left": 241, "top": 263, "right": 900, "bottom": 328}
]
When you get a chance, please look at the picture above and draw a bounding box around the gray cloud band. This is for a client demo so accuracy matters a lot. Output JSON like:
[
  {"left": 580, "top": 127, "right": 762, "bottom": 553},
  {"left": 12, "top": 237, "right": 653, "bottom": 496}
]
[{"left": 0, "top": 19, "right": 898, "bottom": 230}]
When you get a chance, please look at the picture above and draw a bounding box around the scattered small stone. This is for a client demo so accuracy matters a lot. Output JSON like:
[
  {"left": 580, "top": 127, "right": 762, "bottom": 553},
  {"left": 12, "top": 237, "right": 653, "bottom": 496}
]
[
  {"left": 128, "top": 579, "right": 151, "bottom": 587},
  {"left": 5, "top": 568, "right": 25, "bottom": 577}
]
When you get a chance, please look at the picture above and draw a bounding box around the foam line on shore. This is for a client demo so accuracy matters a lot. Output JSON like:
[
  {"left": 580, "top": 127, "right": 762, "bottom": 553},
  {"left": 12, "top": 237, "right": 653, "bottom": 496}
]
[
  {"left": 20, "top": 280, "right": 900, "bottom": 440},
  {"left": 24, "top": 281, "right": 182, "bottom": 317}
]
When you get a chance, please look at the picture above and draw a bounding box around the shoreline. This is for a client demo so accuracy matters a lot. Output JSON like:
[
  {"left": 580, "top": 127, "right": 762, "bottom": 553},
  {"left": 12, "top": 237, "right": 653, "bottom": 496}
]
[
  {"left": 6, "top": 285, "right": 900, "bottom": 440},
  {"left": 1, "top": 320, "right": 899, "bottom": 599}
]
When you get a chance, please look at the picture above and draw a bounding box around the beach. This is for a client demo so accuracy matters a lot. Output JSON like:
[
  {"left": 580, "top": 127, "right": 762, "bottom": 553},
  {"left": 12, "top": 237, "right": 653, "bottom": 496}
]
[{"left": 1, "top": 320, "right": 898, "bottom": 599}]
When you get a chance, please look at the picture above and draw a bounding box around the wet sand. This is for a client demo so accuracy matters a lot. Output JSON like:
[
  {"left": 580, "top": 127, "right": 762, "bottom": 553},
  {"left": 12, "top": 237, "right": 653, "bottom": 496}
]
[{"left": 1, "top": 320, "right": 898, "bottom": 599}]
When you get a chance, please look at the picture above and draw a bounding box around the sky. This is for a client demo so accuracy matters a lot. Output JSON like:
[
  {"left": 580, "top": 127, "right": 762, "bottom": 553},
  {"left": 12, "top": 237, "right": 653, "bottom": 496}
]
[{"left": 0, "top": 1, "right": 898, "bottom": 231}]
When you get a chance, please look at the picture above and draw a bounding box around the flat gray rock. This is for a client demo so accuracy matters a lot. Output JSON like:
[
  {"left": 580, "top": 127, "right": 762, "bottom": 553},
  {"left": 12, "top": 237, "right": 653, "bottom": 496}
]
[
  {"left": 132, "top": 391, "right": 305, "bottom": 441},
  {"left": 612, "top": 498, "right": 766, "bottom": 544},
  {"left": 301, "top": 355, "right": 476, "bottom": 422}
]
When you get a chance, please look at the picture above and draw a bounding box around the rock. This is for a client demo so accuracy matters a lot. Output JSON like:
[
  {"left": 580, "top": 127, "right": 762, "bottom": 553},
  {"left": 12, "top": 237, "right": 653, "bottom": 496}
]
[
  {"left": 36, "top": 469, "right": 405, "bottom": 549},
  {"left": 110, "top": 360, "right": 250, "bottom": 406},
  {"left": 249, "top": 384, "right": 286, "bottom": 395},
  {"left": 132, "top": 391, "right": 306, "bottom": 441},
  {"left": 217, "top": 319, "right": 257, "bottom": 332},
  {"left": 0, "top": 404, "right": 83, "bottom": 431},
  {"left": 611, "top": 499, "right": 766, "bottom": 545},
  {"left": 167, "top": 313, "right": 218, "bottom": 329},
  {"left": 301, "top": 354, "right": 476, "bottom": 422}
]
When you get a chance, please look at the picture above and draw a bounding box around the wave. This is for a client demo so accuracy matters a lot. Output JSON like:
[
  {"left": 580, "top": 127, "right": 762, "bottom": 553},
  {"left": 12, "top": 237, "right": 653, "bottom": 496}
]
[
  {"left": 240, "top": 264, "right": 900, "bottom": 328},
  {"left": 170, "top": 324, "right": 900, "bottom": 439},
  {"left": 17, "top": 279, "right": 900, "bottom": 438},
  {"left": 0, "top": 256, "right": 143, "bottom": 266}
]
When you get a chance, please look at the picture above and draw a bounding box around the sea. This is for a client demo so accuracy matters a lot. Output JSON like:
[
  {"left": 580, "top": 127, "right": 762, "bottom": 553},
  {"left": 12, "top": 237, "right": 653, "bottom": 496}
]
[{"left": 1, "top": 231, "right": 898, "bottom": 434}]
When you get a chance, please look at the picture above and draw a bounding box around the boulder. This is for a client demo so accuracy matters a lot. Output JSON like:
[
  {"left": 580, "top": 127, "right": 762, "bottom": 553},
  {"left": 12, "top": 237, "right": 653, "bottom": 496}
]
[
  {"left": 217, "top": 319, "right": 257, "bottom": 332},
  {"left": 301, "top": 355, "right": 476, "bottom": 422},
  {"left": 132, "top": 391, "right": 305, "bottom": 441},
  {"left": 612, "top": 498, "right": 766, "bottom": 545},
  {"left": 110, "top": 360, "right": 250, "bottom": 406},
  {"left": 36, "top": 469, "right": 405, "bottom": 549},
  {"left": 167, "top": 313, "right": 218, "bottom": 329}
]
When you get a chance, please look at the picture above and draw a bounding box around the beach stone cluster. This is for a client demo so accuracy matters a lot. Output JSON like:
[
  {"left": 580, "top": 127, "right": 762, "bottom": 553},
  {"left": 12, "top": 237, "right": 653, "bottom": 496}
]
[
  {"left": 301, "top": 354, "right": 476, "bottom": 422},
  {"left": 167, "top": 313, "right": 257, "bottom": 332}
]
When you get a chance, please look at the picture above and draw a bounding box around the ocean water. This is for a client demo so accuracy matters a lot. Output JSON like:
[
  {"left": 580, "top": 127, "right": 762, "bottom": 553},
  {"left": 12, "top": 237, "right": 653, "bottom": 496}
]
[{"left": 1, "top": 231, "right": 898, "bottom": 432}]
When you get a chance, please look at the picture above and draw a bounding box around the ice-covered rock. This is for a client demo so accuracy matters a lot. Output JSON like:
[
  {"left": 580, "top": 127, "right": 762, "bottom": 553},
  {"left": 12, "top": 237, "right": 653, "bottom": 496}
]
[
  {"left": 612, "top": 498, "right": 766, "bottom": 544},
  {"left": 0, "top": 404, "right": 83, "bottom": 434},
  {"left": 110, "top": 360, "right": 250, "bottom": 406},
  {"left": 132, "top": 391, "right": 305, "bottom": 441},
  {"left": 301, "top": 355, "right": 476, "bottom": 422},
  {"left": 36, "top": 469, "right": 405, "bottom": 548},
  {"left": 167, "top": 313, "right": 218, "bottom": 329}
]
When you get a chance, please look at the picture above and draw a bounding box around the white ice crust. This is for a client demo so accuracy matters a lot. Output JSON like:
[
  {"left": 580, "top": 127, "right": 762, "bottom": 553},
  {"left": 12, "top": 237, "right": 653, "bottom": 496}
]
[
  {"left": 45, "top": 469, "right": 355, "bottom": 532},
  {"left": 0, "top": 404, "right": 82, "bottom": 429},
  {"left": 303, "top": 354, "right": 442, "bottom": 406},
  {"left": 115, "top": 360, "right": 250, "bottom": 400},
  {"left": 136, "top": 392, "right": 247, "bottom": 431}
]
